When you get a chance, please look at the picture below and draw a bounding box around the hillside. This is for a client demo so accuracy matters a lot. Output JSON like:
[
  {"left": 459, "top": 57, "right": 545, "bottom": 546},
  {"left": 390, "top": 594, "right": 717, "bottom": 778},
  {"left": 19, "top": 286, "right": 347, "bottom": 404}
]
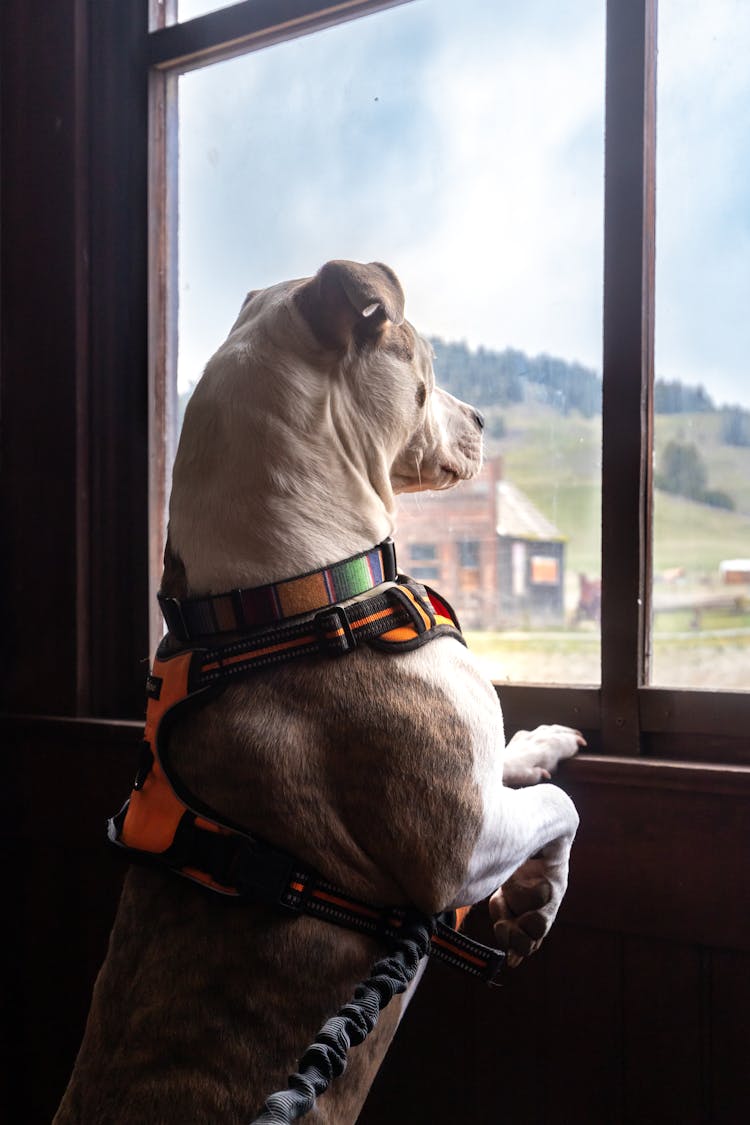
[
  {"left": 479, "top": 399, "right": 750, "bottom": 586},
  {"left": 432, "top": 338, "right": 750, "bottom": 497},
  {"left": 429, "top": 337, "right": 749, "bottom": 581}
]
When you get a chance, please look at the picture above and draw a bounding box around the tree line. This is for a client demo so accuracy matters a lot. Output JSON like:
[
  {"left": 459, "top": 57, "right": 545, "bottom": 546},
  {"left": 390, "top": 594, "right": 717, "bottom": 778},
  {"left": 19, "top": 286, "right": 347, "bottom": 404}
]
[{"left": 431, "top": 337, "right": 750, "bottom": 444}]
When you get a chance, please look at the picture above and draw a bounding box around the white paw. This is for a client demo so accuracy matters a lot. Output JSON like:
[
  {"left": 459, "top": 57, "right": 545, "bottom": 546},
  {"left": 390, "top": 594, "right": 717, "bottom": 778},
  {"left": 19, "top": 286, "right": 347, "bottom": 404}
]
[{"left": 503, "top": 724, "right": 585, "bottom": 787}]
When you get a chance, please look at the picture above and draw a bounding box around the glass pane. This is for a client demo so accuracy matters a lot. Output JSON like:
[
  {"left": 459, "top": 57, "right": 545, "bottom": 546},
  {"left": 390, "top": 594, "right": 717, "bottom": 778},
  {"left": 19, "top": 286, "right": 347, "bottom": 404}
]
[
  {"left": 178, "top": 1, "right": 233, "bottom": 21},
  {"left": 652, "top": 0, "right": 750, "bottom": 690},
  {"left": 176, "top": 0, "right": 605, "bottom": 684},
  {"left": 150, "top": 0, "right": 232, "bottom": 27}
]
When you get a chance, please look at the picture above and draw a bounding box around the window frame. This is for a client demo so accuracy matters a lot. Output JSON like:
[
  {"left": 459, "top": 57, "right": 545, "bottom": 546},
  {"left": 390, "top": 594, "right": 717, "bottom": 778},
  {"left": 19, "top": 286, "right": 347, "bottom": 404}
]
[{"left": 146, "top": 0, "right": 749, "bottom": 762}]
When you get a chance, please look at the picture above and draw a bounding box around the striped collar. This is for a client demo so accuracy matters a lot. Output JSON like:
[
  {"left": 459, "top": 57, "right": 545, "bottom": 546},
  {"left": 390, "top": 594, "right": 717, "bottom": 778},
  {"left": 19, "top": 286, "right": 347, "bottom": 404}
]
[{"left": 158, "top": 539, "right": 398, "bottom": 642}]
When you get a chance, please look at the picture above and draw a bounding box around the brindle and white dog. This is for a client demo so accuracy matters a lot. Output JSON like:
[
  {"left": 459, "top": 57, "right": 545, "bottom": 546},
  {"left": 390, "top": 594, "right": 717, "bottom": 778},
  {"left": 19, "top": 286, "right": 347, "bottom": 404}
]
[{"left": 54, "top": 260, "right": 582, "bottom": 1124}]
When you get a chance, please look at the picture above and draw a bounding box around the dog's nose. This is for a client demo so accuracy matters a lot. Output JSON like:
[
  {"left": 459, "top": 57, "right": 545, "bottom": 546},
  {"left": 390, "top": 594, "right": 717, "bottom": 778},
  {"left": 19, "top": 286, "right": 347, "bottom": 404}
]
[{"left": 473, "top": 409, "right": 485, "bottom": 431}]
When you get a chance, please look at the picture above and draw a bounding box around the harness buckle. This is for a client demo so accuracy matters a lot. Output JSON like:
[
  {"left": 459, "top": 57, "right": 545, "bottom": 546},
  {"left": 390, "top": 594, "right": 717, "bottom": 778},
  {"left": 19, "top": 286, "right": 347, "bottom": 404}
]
[
  {"left": 386, "top": 584, "right": 429, "bottom": 633},
  {"left": 225, "top": 838, "right": 299, "bottom": 909},
  {"left": 314, "top": 605, "right": 356, "bottom": 656}
]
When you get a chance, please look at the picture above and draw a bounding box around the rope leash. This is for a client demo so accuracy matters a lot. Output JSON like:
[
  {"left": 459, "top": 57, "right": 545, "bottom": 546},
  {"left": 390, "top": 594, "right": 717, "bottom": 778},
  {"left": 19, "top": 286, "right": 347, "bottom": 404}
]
[{"left": 250, "top": 912, "right": 435, "bottom": 1123}]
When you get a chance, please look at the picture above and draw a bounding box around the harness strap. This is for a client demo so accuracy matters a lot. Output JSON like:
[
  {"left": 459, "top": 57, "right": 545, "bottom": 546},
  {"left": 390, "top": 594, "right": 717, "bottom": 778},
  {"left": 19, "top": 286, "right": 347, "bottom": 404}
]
[
  {"left": 110, "top": 569, "right": 505, "bottom": 990},
  {"left": 158, "top": 539, "right": 398, "bottom": 642},
  {"left": 109, "top": 806, "right": 505, "bottom": 985},
  {"left": 178, "top": 580, "right": 464, "bottom": 689}
]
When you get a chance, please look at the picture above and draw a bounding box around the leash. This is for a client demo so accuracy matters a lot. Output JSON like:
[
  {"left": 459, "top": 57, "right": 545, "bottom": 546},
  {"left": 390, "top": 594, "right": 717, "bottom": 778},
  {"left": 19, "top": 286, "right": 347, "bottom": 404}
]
[{"left": 250, "top": 912, "right": 434, "bottom": 1124}]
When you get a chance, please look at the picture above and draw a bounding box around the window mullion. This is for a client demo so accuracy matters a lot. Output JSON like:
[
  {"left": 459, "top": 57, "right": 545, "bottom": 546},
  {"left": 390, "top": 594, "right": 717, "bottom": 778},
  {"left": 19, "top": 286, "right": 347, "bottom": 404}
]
[
  {"left": 600, "top": 0, "right": 657, "bottom": 755},
  {"left": 147, "top": 0, "right": 414, "bottom": 71}
]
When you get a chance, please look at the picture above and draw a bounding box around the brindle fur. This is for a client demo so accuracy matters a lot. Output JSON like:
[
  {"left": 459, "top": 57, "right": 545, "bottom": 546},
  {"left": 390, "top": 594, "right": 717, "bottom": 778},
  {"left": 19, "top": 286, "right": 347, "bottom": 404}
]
[{"left": 54, "top": 260, "right": 580, "bottom": 1123}]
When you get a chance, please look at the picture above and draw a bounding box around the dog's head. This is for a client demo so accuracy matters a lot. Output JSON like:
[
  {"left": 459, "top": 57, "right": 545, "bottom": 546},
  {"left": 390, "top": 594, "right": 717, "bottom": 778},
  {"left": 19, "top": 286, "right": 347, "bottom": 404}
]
[
  {"left": 169, "top": 260, "right": 484, "bottom": 589},
  {"left": 236, "top": 259, "right": 483, "bottom": 492}
]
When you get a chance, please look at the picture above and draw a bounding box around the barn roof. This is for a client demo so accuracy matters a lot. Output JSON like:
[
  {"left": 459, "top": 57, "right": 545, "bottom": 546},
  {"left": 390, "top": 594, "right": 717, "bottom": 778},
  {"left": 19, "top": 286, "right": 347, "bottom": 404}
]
[{"left": 495, "top": 480, "right": 564, "bottom": 541}]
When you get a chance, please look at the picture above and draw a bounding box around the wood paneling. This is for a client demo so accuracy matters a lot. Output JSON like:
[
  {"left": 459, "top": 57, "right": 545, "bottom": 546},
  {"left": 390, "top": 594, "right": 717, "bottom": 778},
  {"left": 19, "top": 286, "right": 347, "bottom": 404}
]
[
  {"left": 1, "top": 717, "right": 139, "bottom": 1125},
  {"left": 360, "top": 755, "right": 750, "bottom": 1125},
  {"left": 0, "top": 0, "right": 88, "bottom": 714},
  {"left": 621, "top": 938, "right": 706, "bottom": 1125},
  {"left": 3, "top": 718, "right": 749, "bottom": 1124},
  {"left": 710, "top": 950, "right": 750, "bottom": 1124},
  {"left": 0, "top": 0, "right": 149, "bottom": 719},
  {"left": 86, "top": 0, "right": 150, "bottom": 716},
  {"left": 559, "top": 756, "right": 750, "bottom": 953}
]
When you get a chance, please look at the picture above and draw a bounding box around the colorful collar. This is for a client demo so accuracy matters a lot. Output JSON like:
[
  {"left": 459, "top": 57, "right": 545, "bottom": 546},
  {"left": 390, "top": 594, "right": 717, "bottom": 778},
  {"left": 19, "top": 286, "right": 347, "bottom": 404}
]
[{"left": 158, "top": 539, "right": 398, "bottom": 642}]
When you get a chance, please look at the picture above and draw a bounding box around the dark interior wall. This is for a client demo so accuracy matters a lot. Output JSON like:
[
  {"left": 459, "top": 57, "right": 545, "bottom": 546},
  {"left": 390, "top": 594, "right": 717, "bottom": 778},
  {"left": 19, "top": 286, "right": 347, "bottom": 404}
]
[
  {"left": 0, "top": 0, "right": 150, "bottom": 721},
  {"left": 1, "top": 3, "right": 749, "bottom": 1124},
  {"left": 4, "top": 724, "right": 749, "bottom": 1125}
]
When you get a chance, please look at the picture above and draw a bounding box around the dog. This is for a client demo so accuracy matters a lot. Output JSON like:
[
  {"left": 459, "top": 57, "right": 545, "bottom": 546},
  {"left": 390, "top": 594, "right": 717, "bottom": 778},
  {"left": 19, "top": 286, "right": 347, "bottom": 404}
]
[{"left": 54, "top": 260, "right": 582, "bottom": 1124}]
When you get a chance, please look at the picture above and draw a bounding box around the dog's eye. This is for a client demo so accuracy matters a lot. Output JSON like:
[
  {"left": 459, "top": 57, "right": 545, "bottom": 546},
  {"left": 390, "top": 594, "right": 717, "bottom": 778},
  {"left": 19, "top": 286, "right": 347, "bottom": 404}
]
[{"left": 415, "top": 382, "right": 427, "bottom": 408}]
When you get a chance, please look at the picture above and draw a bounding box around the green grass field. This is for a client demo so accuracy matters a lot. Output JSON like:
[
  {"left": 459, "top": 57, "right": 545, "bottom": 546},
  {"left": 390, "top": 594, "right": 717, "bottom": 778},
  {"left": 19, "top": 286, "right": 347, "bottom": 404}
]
[
  {"left": 470, "top": 403, "right": 750, "bottom": 689},
  {"left": 485, "top": 403, "right": 750, "bottom": 582},
  {"left": 465, "top": 625, "right": 750, "bottom": 689}
]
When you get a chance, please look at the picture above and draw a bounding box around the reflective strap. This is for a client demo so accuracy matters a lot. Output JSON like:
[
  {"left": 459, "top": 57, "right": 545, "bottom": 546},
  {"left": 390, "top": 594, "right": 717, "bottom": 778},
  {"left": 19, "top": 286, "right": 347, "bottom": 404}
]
[
  {"left": 192, "top": 580, "right": 451, "bottom": 687},
  {"left": 159, "top": 816, "right": 506, "bottom": 983}
]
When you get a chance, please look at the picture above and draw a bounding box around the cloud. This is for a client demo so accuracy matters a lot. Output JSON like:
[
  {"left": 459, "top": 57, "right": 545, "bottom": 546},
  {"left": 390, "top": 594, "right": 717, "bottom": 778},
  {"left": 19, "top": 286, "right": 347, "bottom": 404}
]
[
  {"left": 392, "top": 2, "right": 605, "bottom": 369},
  {"left": 176, "top": 0, "right": 748, "bottom": 408},
  {"left": 654, "top": 0, "right": 750, "bottom": 407}
]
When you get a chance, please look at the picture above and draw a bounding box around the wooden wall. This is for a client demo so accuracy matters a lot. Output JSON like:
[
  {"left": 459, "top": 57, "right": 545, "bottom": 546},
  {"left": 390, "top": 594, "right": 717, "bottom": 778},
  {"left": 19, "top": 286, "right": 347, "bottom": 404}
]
[
  {"left": 2, "top": 3, "right": 748, "bottom": 1124},
  {"left": 2, "top": 715, "right": 748, "bottom": 1124},
  {"left": 362, "top": 755, "right": 750, "bottom": 1124}
]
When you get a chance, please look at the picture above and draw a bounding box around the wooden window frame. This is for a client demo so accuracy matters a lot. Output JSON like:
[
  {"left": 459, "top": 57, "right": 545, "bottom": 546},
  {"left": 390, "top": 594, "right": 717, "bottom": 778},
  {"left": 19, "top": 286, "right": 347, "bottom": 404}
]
[
  {"left": 2, "top": 2, "right": 733, "bottom": 756},
  {"left": 145, "top": 0, "right": 747, "bottom": 762}
]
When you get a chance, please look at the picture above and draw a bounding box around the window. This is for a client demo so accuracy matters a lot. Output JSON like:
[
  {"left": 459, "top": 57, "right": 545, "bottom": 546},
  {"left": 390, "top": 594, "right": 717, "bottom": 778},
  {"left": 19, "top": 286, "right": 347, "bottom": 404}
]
[
  {"left": 411, "top": 545, "right": 438, "bottom": 562},
  {"left": 651, "top": 0, "right": 750, "bottom": 693},
  {"left": 458, "top": 542, "right": 480, "bottom": 571},
  {"left": 165, "top": 0, "right": 605, "bottom": 687},
  {"left": 530, "top": 556, "right": 559, "bottom": 586},
  {"left": 411, "top": 566, "right": 442, "bottom": 583},
  {"left": 147, "top": 0, "right": 749, "bottom": 760}
]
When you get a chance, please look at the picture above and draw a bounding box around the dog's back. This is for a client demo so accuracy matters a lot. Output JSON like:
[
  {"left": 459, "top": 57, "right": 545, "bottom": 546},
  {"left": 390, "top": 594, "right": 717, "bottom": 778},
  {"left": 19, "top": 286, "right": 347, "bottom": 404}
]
[{"left": 54, "top": 643, "right": 488, "bottom": 1123}]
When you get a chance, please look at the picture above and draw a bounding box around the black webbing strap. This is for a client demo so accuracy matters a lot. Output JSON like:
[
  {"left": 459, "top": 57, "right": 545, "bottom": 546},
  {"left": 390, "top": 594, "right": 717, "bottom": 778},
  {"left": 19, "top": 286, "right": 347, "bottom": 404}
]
[
  {"left": 170, "top": 815, "right": 506, "bottom": 985},
  {"left": 185, "top": 580, "right": 461, "bottom": 689}
]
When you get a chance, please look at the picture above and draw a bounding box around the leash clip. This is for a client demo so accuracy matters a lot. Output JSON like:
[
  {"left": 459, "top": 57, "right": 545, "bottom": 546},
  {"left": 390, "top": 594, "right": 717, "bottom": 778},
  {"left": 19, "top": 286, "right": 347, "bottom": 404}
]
[{"left": 314, "top": 604, "right": 356, "bottom": 655}]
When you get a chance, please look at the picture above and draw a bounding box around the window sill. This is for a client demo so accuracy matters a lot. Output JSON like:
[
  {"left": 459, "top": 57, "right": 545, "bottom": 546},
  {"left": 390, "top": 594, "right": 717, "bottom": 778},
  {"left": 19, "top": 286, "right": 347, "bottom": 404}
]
[{"left": 559, "top": 751, "right": 750, "bottom": 797}]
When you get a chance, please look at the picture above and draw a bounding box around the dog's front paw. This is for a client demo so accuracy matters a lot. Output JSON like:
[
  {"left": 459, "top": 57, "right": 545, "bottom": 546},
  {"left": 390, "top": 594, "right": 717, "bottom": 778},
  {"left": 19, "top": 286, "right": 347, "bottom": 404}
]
[
  {"left": 503, "top": 724, "right": 585, "bottom": 787},
  {"left": 488, "top": 856, "right": 561, "bottom": 968}
]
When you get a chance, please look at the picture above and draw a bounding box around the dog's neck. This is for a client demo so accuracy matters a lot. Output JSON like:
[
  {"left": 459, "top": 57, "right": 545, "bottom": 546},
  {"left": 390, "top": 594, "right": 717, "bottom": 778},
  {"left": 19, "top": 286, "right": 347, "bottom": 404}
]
[{"left": 166, "top": 355, "right": 397, "bottom": 595}]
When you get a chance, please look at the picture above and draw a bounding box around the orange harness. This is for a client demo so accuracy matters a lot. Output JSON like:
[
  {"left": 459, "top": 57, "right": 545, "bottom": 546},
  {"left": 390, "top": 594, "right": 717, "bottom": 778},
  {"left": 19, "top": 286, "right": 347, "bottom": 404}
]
[{"left": 109, "top": 577, "right": 505, "bottom": 982}]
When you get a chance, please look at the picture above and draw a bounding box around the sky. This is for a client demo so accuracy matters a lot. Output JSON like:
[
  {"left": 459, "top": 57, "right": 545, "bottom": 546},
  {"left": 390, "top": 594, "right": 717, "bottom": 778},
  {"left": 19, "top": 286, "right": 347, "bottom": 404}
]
[{"left": 176, "top": 0, "right": 750, "bottom": 409}]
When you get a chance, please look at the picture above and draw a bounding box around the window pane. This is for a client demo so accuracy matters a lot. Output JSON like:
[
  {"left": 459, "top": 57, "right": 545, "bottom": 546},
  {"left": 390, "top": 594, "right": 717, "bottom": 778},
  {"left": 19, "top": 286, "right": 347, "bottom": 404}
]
[
  {"left": 176, "top": 0, "right": 605, "bottom": 684},
  {"left": 151, "top": 0, "right": 234, "bottom": 26},
  {"left": 177, "top": 1, "right": 233, "bottom": 21},
  {"left": 652, "top": 0, "right": 750, "bottom": 691}
]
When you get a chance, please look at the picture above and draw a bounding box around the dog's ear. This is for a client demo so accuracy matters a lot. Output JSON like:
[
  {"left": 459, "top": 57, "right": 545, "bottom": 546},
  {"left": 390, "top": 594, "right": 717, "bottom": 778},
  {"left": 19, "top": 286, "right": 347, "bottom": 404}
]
[
  {"left": 295, "top": 260, "right": 405, "bottom": 349},
  {"left": 240, "top": 289, "right": 260, "bottom": 312}
]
